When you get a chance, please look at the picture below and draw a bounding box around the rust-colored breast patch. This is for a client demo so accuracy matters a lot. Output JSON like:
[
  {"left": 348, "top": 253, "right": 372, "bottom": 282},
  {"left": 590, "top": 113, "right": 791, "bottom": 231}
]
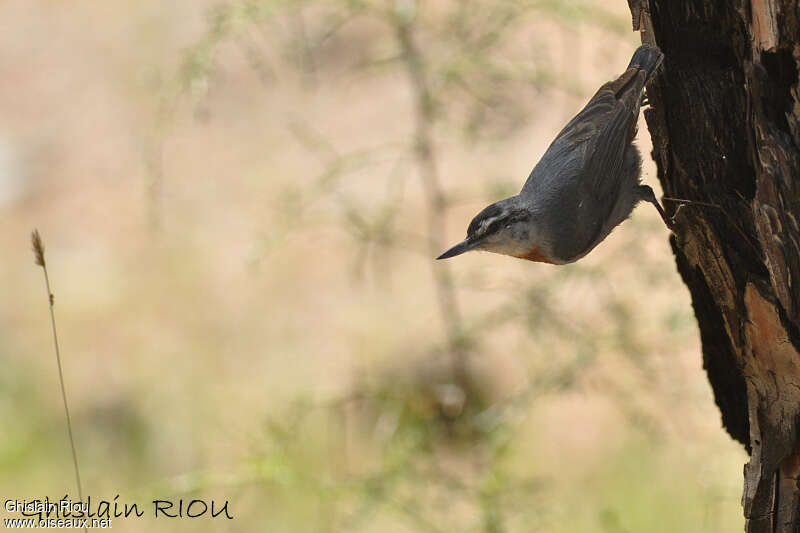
[{"left": 513, "top": 246, "right": 555, "bottom": 264}]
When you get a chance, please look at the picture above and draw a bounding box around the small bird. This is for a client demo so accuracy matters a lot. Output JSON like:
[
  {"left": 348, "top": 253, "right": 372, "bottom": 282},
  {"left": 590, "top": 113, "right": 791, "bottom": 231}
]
[{"left": 437, "top": 44, "right": 668, "bottom": 264}]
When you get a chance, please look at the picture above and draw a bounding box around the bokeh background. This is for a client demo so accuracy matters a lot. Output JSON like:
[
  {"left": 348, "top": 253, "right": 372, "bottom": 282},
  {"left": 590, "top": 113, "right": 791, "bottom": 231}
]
[{"left": 1, "top": 0, "right": 747, "bottom": 531}]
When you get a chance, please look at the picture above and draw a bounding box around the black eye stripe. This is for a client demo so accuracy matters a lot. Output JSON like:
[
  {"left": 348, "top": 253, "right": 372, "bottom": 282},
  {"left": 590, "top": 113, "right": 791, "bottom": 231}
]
[
  {"left": 486, "top": 219, "right": 504, "bottom": 233},
  {"left": 467, "top": 206, "right": 530, "bottom": 237}
]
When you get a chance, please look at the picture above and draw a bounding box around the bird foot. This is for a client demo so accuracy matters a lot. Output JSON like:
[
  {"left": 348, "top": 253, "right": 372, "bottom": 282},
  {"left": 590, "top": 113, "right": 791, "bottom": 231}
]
[{"left": 638, "top": 185, "right": 673, "bottom": 230}]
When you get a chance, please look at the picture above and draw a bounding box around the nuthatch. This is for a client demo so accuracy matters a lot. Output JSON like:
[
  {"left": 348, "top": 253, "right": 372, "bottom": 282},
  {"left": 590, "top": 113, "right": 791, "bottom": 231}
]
[{"left": 438, "top": 44, "right": 668, "bottom": 264}]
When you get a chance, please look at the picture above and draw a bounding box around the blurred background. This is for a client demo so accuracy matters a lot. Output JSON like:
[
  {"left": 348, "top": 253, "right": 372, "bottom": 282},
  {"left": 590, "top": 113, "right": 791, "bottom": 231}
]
[{"left": 1, "top": 0, "right": 746, "bottom": 531}]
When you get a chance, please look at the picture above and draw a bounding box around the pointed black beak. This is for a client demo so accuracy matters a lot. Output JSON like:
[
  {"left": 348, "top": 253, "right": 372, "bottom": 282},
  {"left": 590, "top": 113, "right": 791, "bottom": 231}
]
[{"left": 436, "top": 238, "right": 477, "bottom": 260}]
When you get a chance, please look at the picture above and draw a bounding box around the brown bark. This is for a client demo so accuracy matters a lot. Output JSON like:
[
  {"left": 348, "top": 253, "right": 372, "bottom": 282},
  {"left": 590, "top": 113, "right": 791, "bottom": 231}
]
[{"left": 630, "top": 1, "right": 800, "bottom": 531}]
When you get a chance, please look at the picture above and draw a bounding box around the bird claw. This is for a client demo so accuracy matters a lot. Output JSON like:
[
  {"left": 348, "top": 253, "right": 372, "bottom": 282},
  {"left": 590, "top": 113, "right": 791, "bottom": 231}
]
[{"left": 668, "top": 204, "right": 685, "bottom": 229}]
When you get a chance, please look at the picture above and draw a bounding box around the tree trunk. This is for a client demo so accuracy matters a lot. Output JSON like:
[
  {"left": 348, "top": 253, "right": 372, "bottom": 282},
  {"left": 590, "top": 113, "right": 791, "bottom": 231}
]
[{"left": 629, "top": 1, "right": 800, "bottom": 531}]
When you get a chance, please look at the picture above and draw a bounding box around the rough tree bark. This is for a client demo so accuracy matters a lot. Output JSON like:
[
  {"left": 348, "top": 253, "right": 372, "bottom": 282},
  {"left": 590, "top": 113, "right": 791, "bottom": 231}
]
[{"left": 628, "top": 0, "right": 800, "bottom": 531}]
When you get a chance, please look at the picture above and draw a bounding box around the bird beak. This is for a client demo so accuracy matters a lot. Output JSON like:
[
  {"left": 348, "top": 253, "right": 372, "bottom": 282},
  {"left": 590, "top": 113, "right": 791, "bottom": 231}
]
[{"left": 436, "top": 238, "right": 478, "bottom": 260}]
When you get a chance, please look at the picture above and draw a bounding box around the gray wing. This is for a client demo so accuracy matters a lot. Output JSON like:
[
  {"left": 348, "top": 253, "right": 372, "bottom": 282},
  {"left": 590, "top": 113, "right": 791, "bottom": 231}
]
[{"left": 520, "top": 67, "right": 646, "bottom": 259}]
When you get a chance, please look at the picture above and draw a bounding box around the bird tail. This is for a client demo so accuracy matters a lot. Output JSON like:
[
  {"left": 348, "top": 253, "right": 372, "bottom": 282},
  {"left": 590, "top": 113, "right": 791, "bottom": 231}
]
[{"left": 627, "top": 44, "right": 663, "bottom": 81}]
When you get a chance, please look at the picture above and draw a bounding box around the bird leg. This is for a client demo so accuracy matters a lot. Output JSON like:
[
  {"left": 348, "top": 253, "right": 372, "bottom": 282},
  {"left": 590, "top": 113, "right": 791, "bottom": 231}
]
[{"left": 638, "top": 185, "right": 673, "bottom": 229}]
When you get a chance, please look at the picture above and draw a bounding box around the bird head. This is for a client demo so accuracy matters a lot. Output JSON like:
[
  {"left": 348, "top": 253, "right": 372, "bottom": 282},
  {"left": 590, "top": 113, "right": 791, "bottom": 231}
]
[{"left": 437, "top": 196, "right": 555, "bottom": 263}]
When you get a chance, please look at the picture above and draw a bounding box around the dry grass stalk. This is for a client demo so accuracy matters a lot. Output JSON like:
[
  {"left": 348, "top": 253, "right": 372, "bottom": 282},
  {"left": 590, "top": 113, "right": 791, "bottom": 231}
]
[{"left": 31, "top": 230, "right": 87, "bottom": 532}]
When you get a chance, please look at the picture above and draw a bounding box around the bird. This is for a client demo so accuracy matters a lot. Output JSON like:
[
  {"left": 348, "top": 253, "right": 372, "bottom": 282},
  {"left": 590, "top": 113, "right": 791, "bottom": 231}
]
[{"left": 437, "top": 44, "right": 668, "bottom": 264}]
